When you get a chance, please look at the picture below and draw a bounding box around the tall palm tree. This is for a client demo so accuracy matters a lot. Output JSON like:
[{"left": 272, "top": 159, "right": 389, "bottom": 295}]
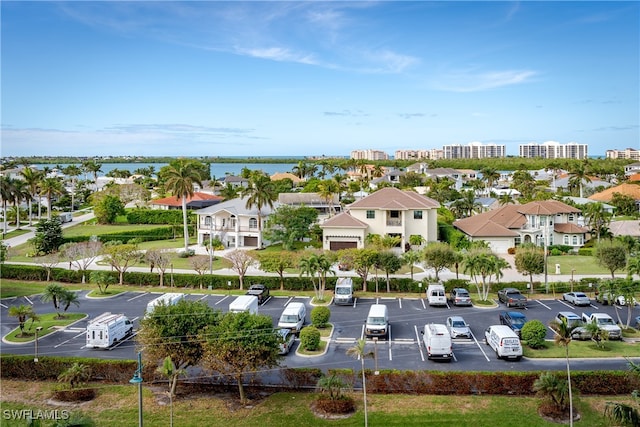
[
  {"left": 317, "top": 179, "right": 340, "bottom": 217},
  {"left": 41, "top": 283, "right": 66, "bottom": 318},
  {"left": 39, "top": 177, "right": 65, "bottom": 220},
  {"left": 567, "top": 161, "right": 592, "bottom": 198},
  {"left": 550, "top": 318, "right": 579, "bottom": 426},
  {"left": 8, "top": 304, "right": 39, "bottom": 337},
  {"left": 241, "top": 172, "right": 277, "bottom": 248},
  {"left": 20, "top": 167, "right": 43, "bottom": 226},
  {"left": 62, "top": 164, "right": 82, "bottom": 212},
  {"left": 584, "top": 202, "right": 612, "bottom": 243},
  {"left": 346, "top": 339, "right": 374, "bottom": 427},
  {"left": 83, "top": 160, "right": 103, "bottom": 187},
  {"left": 479, "top": 166, "right": 500, "bottom": 195},
  {"left": 164, "top": 161, "right": 204, "bottom": 252},
  {"left": 9, "top": 179, "right": 30, "bottom": 228},
  {"left": 0, "top": 176, "right": 15, "bottom": 234}
]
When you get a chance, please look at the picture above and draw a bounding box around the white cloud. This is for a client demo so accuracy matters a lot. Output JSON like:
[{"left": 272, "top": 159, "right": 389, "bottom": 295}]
[{"left": 433, "top": 69, "right": 538, "bottom": 92}]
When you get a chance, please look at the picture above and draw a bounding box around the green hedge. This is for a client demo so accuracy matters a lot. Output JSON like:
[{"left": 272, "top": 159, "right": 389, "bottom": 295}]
[
  {"left": 61, "top": 226, "right": 182, "bottom": 245},
  {"left": 1, "top": 355, "right": 136, "bottom": 382},
  {"left": 126, "top": 209, "right": 188, "bottom": 225}
]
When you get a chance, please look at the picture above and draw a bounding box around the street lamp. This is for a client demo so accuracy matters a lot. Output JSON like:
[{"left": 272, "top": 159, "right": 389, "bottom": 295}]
[
  {"left": 209, "top": 217, "right": 213, "bottom": 275},
  {"left": 130, "top": 351, "right": 144, "bottom": 427},
  {"left": 34, "top": 326, "right": 43, "bottom": 362},
  {"left": 571, "top": 269, "right": 576, "bottom": 292}
]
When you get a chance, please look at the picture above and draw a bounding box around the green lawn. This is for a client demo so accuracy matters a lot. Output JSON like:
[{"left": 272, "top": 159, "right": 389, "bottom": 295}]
[
  {"left": 4, "top": 312, "right": 86, "bottom": 342},
  {"left": 61, "top": 222, "right": 171, "bottom": 238},
  {"left": 0, "top": 381, "right": 619, "bottom": 427},
  {"left": 523, "top": 338, "right": 640, "bottom": 358},
  {"left": 2, "top": 228, "right": 31, "bottom": 240},
  {"left": 548, "top": 255, "right": 618, "bottom": 276}
]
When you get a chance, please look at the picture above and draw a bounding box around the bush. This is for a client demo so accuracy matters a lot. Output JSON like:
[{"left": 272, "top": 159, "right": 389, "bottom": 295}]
[
  {"left": 507, "top": 247, "right": 516, "bottom": 255},
  {"left": 178, "top": 249, "right": 195, "bottom": 258},
  {"left": 300, "top": 326, "right": 321, "bottom": 351},
  {"left": 578, "top": 248, "right": 594, "bottom": 256},
  {"left": 311, "top": 306, "right": 331, "bottom": 328},
  {"left": 550, "top": 248, "right": 563, "bottom": 256},
  {"left": 521, "top": 320, "right": 547, "bottom": 349}
]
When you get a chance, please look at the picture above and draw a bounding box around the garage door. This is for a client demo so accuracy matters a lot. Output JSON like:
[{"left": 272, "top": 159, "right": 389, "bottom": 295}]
[
  {"left": 244, "top": 236, "right": 258, "bottom": 246},
  {"left": 330, "top": 241, "right": 357, "bottom": 251}
]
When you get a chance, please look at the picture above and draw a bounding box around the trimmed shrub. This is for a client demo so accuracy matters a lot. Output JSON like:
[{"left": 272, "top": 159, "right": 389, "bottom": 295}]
[
  {"left": 1, "top": 355, "right": 136, "bottom": 382},
  {"left": 521, "top": 320, "right": 547, "bottom": 349},
  {"left": 550, "top": 248, "right": 562, "bottom": 256},
  {"left": 126, "top": 209, "right": 185, "bottom": 225},
  {"left": 300, "top": 326, "right": 321, "bottom": 351},
  {"left": 281, "top": 368, "right": 323, "bottom": 389},
  {"left": 311, "top": 306, "right": 331, "bottom": 328},
  {"left": 578, "top": 248, "right": 594, "bottom": 256}
]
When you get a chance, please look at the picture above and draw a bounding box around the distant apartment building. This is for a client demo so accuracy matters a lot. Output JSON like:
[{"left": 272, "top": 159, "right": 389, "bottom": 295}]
[
  {"left": 606, "top": 148, "right": 640, "bottom": 161},
  {"left": 442, "top": 142, "right": 506, "bottom": 159},
  {"left": 394, "top": 149, "right": 444, "bottom": 160},
  {"left": 519, "top": 141, "right": 588, "bottom": 159},
  {"left": 350, "top": 149, "right": 389, "bottom": 161}
]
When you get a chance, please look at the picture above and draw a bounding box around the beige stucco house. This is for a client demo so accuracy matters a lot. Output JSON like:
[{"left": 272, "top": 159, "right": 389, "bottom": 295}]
[{"left": 320, "top": 187, "right": 440, "bottom": 251}]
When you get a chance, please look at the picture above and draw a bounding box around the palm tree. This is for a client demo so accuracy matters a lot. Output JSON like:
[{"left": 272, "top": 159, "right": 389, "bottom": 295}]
[
  {"left": 8, "top": 304, "right": 39, "bottom": 337},
  {"left": 20, "top": 167, "right": 43, "bottom": 226},
  {"left": 346, "top": 339, "right": 374, "bottom": 427},
  {"left": 317, "top": 179, "right": 340, "bottom": 217},
  {"left": 164, "top": 161, "right": 204, "bottom": 252},
  {"left": 605, "top": 359, "right": 640, "bottom": 426},
  {"left": 58, "top": 362, "right": 91, "bottom": 390},
  {"left": 157, "top": 356, "right": 184, "bottom": 427},
  {"left": 567, "top": 161, "right": 592, "bottom": 198},
  {"left": 62, "top": 164, "right": 82, "bottom": 212},
  {"left": 39, "top": 177, "right": 65, "bottom": 219},
  {"left": 0, "top": 176, "right": 16, "bottom": 234},
  {"left": 479, "top": 166, "right": 500, "bottom": 195},
  {"left": 533, "top": 372, "right": 570, "bottom": 416},
  {"left": 550, "top": 318, "right": 579, "bottom": 426},
  {"left": 9, "top": 179, "right": 30, "bottom": 228},
  {"left": 41, "top": 283, "right": 66, "bottom": 318},
  {"left": 299, "top": 253, "right": 320, "bottom": 300},
  {"left": 584, "top": 202, "right": 612, "bottom": 243},
  {"left": 241, "top": 172, "right": 277, "bottom": 248},
  {"left": 59, "top": 289, "right": 80, "bottom": 316},
  {"left": 83, "top": 160, "right": 103, "bottom": 188}
]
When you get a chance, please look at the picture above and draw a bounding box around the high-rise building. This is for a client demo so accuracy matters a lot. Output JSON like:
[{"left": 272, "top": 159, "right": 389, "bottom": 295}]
[
  {"left": 519, "top": 141, "right": 588, "bottom": 159},
  {"left": 442, "top": 142, "right": 506, "bottom": 159},
  {"left": 394, "top": 149, "right": 444, "bottom": 160},
  {"left": 606, "top": 148, "right": 640, "bottom": 160},
  {"left": 350, "top": 149, "right": 389, "bottom": 161}
]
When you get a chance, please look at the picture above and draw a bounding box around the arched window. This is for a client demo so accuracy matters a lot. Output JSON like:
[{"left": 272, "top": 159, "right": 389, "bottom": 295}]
[{"left": 249, "top": 218, "right": 258, "bottom": 229}]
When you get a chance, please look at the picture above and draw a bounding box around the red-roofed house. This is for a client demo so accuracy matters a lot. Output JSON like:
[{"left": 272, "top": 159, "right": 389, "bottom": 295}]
[
  {"left": 320, "top": 187, "right": 440, "bottom": 251},
  {"left": 151, "top": 192, "right": 224, "bottom": 210}
]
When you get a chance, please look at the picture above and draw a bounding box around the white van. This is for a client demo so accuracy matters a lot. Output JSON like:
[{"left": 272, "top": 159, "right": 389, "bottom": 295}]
[
  {"left": 145, "top": 293, "right": 184, "bottom": 316},
  {"left": 86, "top": 313, "right": 133, "bottom": 349},
  {"left": 484, "top": 325, "right": 523, "bottom": 360},
  {"left": 59, "top": 212, "right": 73, "bottom": 223},
  {"left": 364, "top": 304, "right": 389, "bottom": 339},
  {"left": 334, "top": 277, "right": 354, "bottom": 305},
  {"left": 421, "top": 323, "right": 453, "bottom": 361},
  {"left": 426, "top": 283, "right": 447, "bottom": 306},
  {"left": 229, "top": 295, "right": 259, "bottom": 315},
  {"left": 277, "top": 302, "right": 306, "bottom": 333}
]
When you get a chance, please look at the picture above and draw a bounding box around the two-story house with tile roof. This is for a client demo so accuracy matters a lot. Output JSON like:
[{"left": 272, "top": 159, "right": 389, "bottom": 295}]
[
  {"left": 453, "top": 200, "right": 589, "bottom": 253},
  {"left": 320, "top": 187, "right": 440, "bottom": 251}
]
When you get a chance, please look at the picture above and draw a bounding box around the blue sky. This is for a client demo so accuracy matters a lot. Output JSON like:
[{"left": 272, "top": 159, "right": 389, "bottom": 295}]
[{"left": 2, "top": 1, "right": 638, "bottom": 158}]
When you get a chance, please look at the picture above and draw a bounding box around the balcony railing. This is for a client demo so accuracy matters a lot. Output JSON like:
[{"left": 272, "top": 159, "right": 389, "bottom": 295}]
[{"left": 386, "top": 219, "right": 402, "bottom": 227}]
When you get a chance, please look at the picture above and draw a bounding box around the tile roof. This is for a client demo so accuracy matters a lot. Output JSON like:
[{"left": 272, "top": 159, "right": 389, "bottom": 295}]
[
  {"left": 151, "top": 192, "right": 223, "bottom": 207},
  {"left": 516, "top": 200, "right": 581, "bottom": 215},
  {"left": 278, "top": 192, "right": 338, "bottom": 205},
  {"left": 453, "top": 204, "right": 525, "bottom": 237},
  {"left": 347, "top": 187, "right": 440, "bottom": 210},
  {"left": 589, "top": 183, "right": 640, "bottom": 202},
  {"left": 194, "top": 196, "right": 280, "bottom": 216},
  {"left": 320, "top": 212, "right": 368, "bottom": 228},
  {"left": 270, "top": 172, "right": 304, "bottom": 183},
  {"left": 554, "top": 223, "right": 590, "bottom": 233}
]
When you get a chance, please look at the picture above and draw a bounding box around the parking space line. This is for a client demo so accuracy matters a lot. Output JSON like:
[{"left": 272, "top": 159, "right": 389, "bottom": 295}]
[
  {"left": 388, "top": 325, "right": 393, "bottom": 360},
  {"left": 131, "top": 317, "right": 139, "bottom": 322},
  {"left": 420, "top": 299, "right": 426, "bottom": 310},
  {"left": 215, "top": 295, "right": 230, "bottom": 305},
  {"left": 398, "top": 299, "right": 402, "bottom": 309},
  {"left": 197, "top": 295, "right": 207, "bottom": 301},
  {"left": 353, "top": 298, "right": 358, "bottom": 308},
  {"left": 471, "top": 331, "right": 491, "bottom": 362},
  {"left": 0, "top": 303, "right": 7, "bottom": 309},
  {"left": 414, "top": 325, "right": 425, "bottom": 362},
  {"left": 110, "top": 332, "right": 137, "bottom": 350},
  {"left": 127, "top": 293, "right": 148, "bottom": 302},
  {"left": 283, "top": 297, "right": 294, "bottom": 306},
  {"left": 590, "top": 303, "right": 599, "bottom": 310},
  {"left": 55, "top": 330, "right": 86, "bottom": 348},
  {"left": 558, "top": 300, "right": 574, "bottom": 309},
  {"left": 24, "top": 296, "right": 33, "bottom": 305},
  {"left": 535, "top": 300, "right": 552, "bottom": 310}
]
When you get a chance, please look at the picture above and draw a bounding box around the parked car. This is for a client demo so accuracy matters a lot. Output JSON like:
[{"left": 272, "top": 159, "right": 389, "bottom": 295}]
[
  {"left": 449, "top": 288, "right": 472, "bottom": 306},
  {"left": 446, "top": 316, "right": 472, "bottom": 339},
  {"left": 499, "top": 311, "right": 527, "bottom": 337},
  {"left": 497, "top": 288, "right": 527, "bottom": 308},
  {"left": 246, "top": 284, "right": 270, "bottom": 305},
  {"left": 276, "top": 328, "right": 296, "bottom": 355},
  {"left": 596, "top": 291, "right": 637, "bottom": 306},
  {"left": 562, "top": 292, "right": 591, "bottom": 306},
  {"left": 554, "top": 312, "right": 590, "bottom": 340}
]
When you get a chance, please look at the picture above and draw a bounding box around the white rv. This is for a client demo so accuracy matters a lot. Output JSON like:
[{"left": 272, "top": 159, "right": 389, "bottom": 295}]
[
  {"left": 277, "top": 302, "right": 306, "bottom": 333},
  {"left": 86, "top": 313, "right": 133, "bottom": 349},
  {"left": 145, "top": 293, "right": 185, "bottom": 316},
  {"left": 229, "top": 295, "right": 259, "bottom": 315}
]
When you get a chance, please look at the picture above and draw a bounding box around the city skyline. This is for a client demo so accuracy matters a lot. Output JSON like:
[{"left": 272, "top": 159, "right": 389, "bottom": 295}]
[{"left": 2, "top": 1, "right": 638, "bottom": 157}]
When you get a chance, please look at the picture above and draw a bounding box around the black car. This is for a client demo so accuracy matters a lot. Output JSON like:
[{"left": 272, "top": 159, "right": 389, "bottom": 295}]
[{"left": 246, "top": 284, "right": 270, "bottom": 305}]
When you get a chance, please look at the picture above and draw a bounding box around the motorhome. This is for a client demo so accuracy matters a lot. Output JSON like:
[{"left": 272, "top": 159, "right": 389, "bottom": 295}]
[
  {"left": 365, "top": 304, "right": 389, "bottom": 339},
  {"left": 426, "top": 283, "right": 447, "bottom": 306},
  {"left": 86, "top": 313, "right": 133, "bottom": 349},
  {"left": 334, "top": 277, "right": 354, "bottom": 305},
  {"left": 484, "top": 325, "right": 523, "bottom": 360},
  {"left": 277, "top": 302, "right": 306, "bottom": 333},
  {"left": 421, "top": 323, "right": 453, "bottom": 361},
  {"left": 145, "top": 293, "right": 185, "bottom": 316},
  {"left": 229, "top": 295, "right": 259, "bottom": 315}
]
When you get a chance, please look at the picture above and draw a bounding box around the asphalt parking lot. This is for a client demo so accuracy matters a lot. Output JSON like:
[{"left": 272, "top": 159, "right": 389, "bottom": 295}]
[{"left": 1, "top": 290, "right": 636, "bottom": 373}]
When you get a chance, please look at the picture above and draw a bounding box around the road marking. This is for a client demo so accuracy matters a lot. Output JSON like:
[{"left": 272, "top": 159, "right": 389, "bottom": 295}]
[
  {"left": 420, "top": 299, "right": 426, "bottom": 310},
  {"left": 283, "top": 297, "right": 294, "bottom": 306},
  {"left": 388, "top": 325, "right": 393, "bottom": 360},
  {"left": 131, "top": 316, "right": 139, "bottom": 322},
  {"left": 353, "top": 298, "right": 357, "bottom": 308},
  {"left": 215, "top": 295, "right": 230, "bottom": 305},
  {"left": 558, "top": 300, "right": 574, "bottom": 309},
  {"left": 398, "top": 299, "right": 402, "bottom": 309},
  {"left": 55, "top": 330, "right": 86, "bottom": 348},
  {"left": 471, "top": 331, "right": 491, "bottom": 362},
  {"left": 335, "top": 337, "right": 357, "bottom": 343},
  {"left": 0, "top": 303, "right": 7, "bottom": 309},
  {"left": 127, "top": 293, "right": 148, "bottom": 302},
  {"left": 109, "top": 332, "right": 137, "bottom": 350},
  {"left": 197, "top": 295, "right": 208, "bottom": 301},
  {"left": 414, "top": 325, "right": 425, "bottom": 362},
  {"left": 452, "top": 351, "right": 458, "bottom": 362},
  {"left": 535, "top": 299, "right": 552, "bottom": 310},
  {"left": 24, "top": 296, "right": 33, "bottom": 305}
]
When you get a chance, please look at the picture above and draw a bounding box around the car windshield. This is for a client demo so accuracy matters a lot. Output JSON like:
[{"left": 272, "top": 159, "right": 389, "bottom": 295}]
[
  {"left": 598, "top": 318, "right": 615, "bottom": 325},
  {"left": 336, "top": 288, "right": 351, "bottom": 295},
  {"left": 452, "top": 321, "right": 466, "bottom": 327},
  {"left": 282, "top": 315, "right": 299, "bottom": 323},
  {"left": 457, "top": 291, "right": 469, "bottom": 297},
  {"left": 368, "top": 317, "right": 386, "bottom": 325},
  {"left": 511, "top": 317, "right": 526, "bottom": 326},
  {"left": 576, "top": 293, "right": 587, "bottom": 298}
]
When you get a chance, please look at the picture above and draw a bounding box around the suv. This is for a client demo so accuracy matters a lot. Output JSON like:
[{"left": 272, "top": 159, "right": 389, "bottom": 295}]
[
  {"left": 246, "top": 284, "right": 270, "bottom": 305},
  {"left": 497, "top": 288, "right": 528, "bottom": 308},
  {"left": 499, "top": 311, "right": 527, "bottom": 337},
  {"left": 555, "top": 312, "right": 590, "bottom": 340},
  {"left": 449, "top": 288, "right": 472, "bottom": 306}
]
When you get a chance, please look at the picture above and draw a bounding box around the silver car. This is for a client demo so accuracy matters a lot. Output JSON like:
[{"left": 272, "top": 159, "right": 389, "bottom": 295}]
[
  {"left": 562, "top": 292, "right": 591, "bottom": 306},
  {"left": 276, "top": 328, "right": 296, "bottom": 355},
  {"left": 446, "top": 316, "right": 472, "bottom": 339}
]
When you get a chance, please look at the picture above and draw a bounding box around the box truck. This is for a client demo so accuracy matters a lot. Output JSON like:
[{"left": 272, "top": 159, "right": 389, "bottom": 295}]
[
  {"left": 229, "top": 295, "right": 259, "bottom": 315},
  {"left": 86, "top": 312, "right": 133, "bottom": 349},
  {"left": 145, "top": 293, "right": 185, "bottom": 316}
]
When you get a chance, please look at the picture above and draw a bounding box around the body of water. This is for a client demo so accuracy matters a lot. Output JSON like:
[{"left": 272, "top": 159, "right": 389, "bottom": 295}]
[{"left": 33, "top": 163, "right": 298, "bottom": 179}]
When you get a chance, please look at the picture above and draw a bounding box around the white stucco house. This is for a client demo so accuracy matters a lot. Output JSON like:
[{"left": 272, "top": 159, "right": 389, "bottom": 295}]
[{"left": 320, "top": 187, "right": 440, "bottom": 251}]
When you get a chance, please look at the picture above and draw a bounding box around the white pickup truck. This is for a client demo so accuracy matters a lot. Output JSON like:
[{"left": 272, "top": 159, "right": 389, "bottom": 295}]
[{"left": 581, "top": 312, "right": 622, "bottom": 340}]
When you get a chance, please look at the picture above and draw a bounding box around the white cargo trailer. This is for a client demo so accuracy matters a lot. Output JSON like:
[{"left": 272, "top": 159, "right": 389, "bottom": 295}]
[
  {"left": 229, "top": 295, "right": 259, "bottom": 315},
  {"left": 86, "top": 312, "right": 133, "bottom": 349},
  {"left": 145, "top": 293, "right": 185, "bottom": 316}
]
